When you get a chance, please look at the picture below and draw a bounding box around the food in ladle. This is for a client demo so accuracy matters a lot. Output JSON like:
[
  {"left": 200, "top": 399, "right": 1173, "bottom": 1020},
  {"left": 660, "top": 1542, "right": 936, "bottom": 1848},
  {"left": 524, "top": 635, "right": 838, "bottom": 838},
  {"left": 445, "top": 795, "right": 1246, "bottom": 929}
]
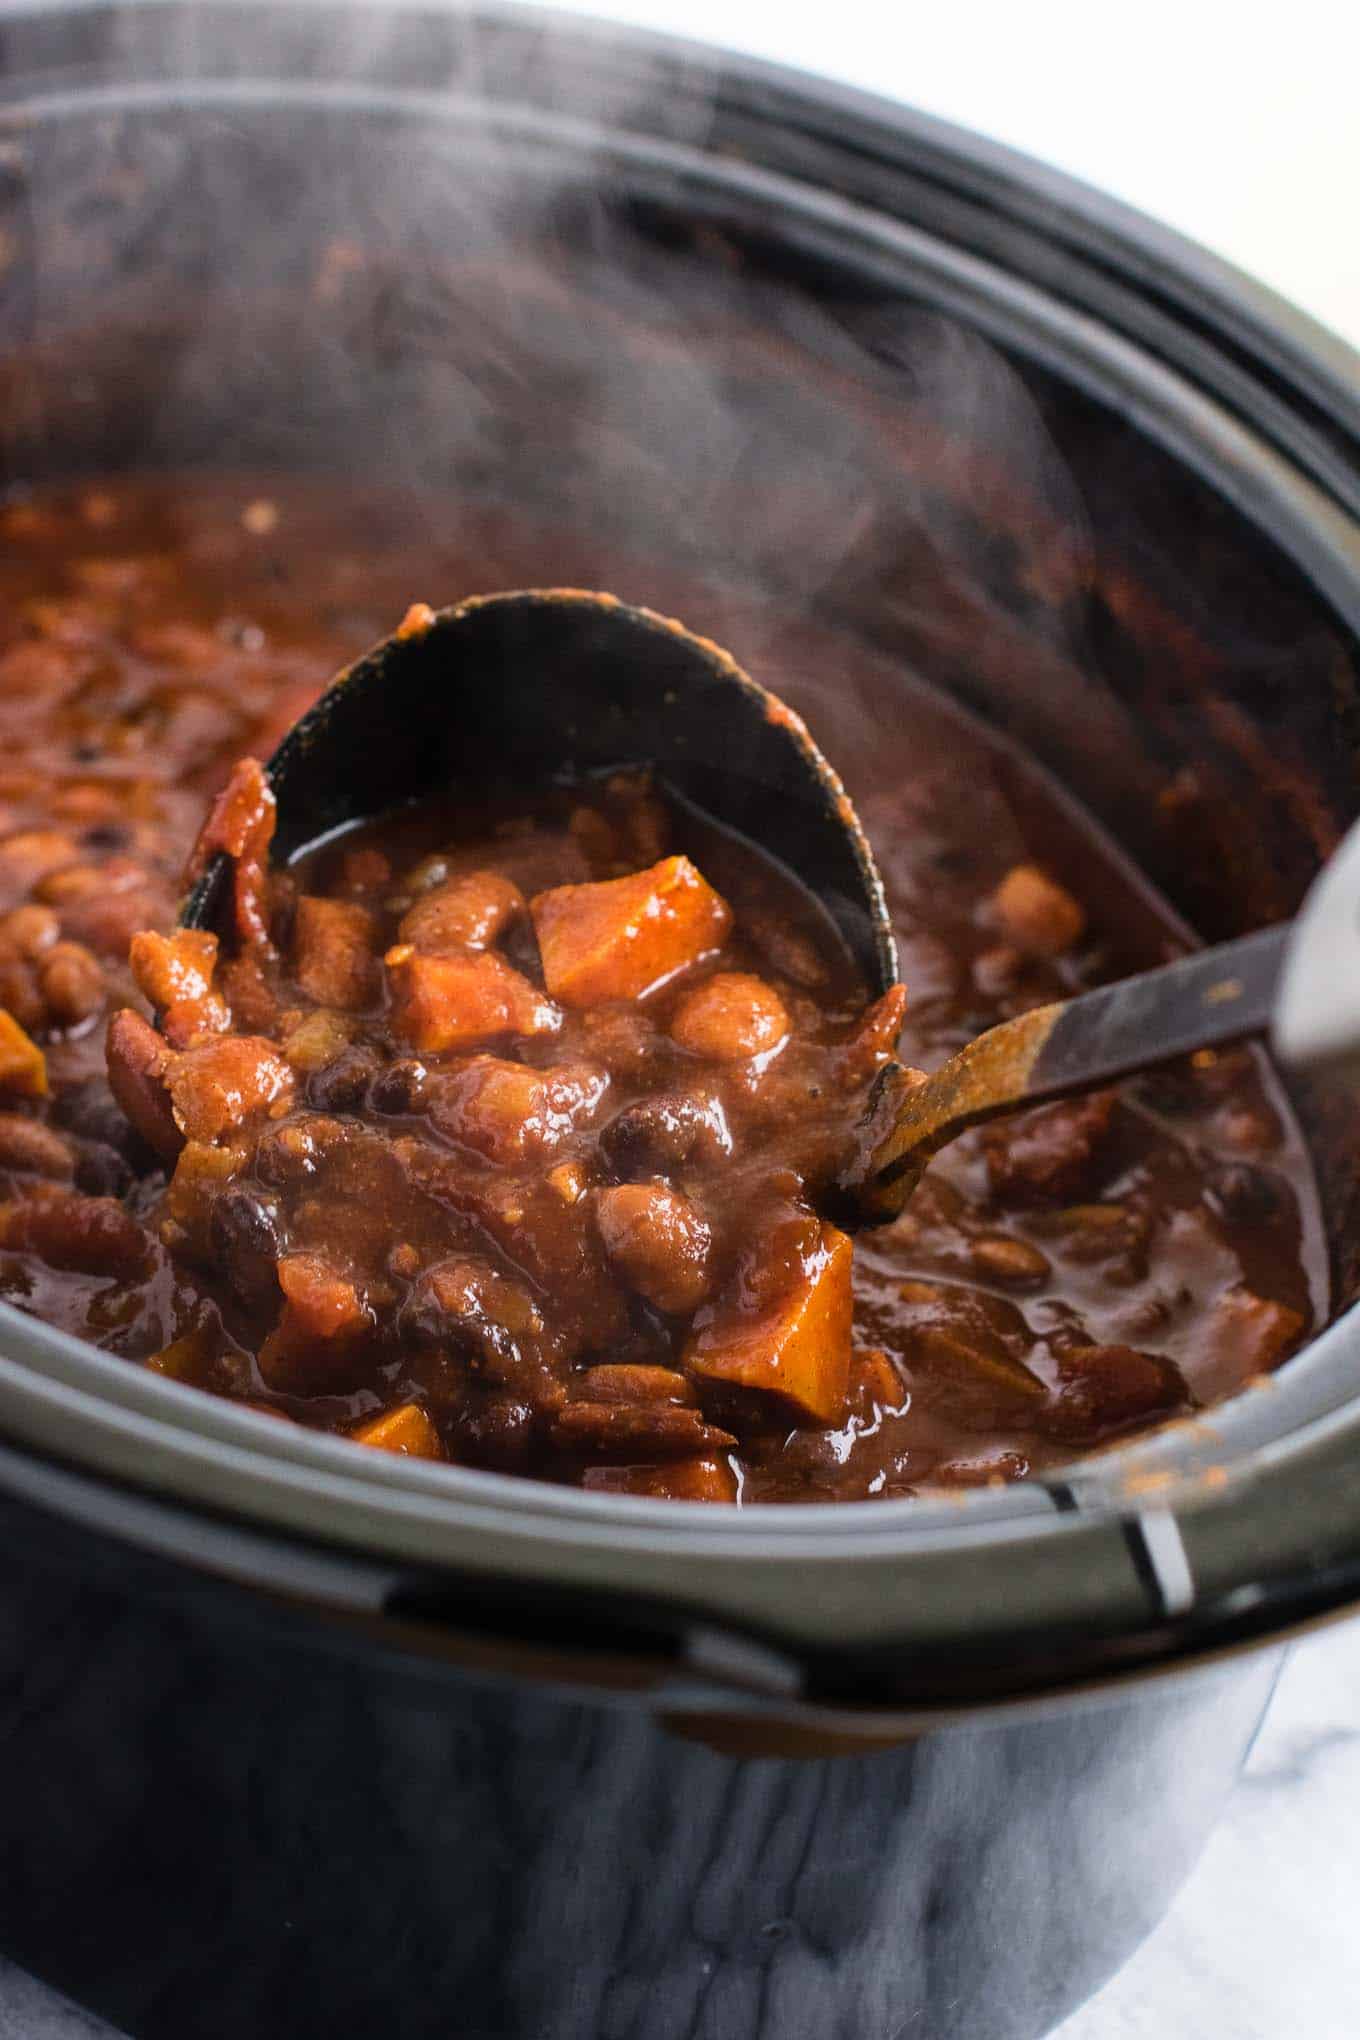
[
  {"left": 0, "top": 476, "right": 1322, "bottom": 1501},
  {"left": 111, "top": 767, "right": 908, "bottom": 1502}
]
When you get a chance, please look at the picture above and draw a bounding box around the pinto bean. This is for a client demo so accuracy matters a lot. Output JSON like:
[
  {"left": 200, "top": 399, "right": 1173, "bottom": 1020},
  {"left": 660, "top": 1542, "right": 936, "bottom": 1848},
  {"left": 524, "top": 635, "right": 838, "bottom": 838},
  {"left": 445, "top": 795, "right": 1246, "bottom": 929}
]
[
  {"left": 397, "top": 871, "right": 525, "bottom": 954},
  {"left": 0, "top": 1193, "right": 150, "bottom": 1278},
  {"left": 595, "top": 1182, "right": 712, "bottom": 1314},
  {"left": 670, "top": 973, "right": 789, "bottom": 1062},
  {"left": 0, "top": 1113, "right": 74, "bottom": 1180},
  {"left": 106, "top": 1008, "right": 180, "bottom": 1158},
  {"left": 38, "top": 940, "right": 106, "bottom": 1027}
]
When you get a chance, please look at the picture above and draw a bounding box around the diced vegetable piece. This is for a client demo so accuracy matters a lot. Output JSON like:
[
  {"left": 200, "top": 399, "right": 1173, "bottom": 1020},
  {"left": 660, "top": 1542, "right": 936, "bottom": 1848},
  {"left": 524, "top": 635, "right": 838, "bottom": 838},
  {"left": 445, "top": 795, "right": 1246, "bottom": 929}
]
[
  {"left": 582, "top": 1455, "right": 737, "bottom": 1501},
  {"left": 386, "top": 948, "right": 560, "bottom": 1053},
  {"left": 989, "top": 863, "right": 1085, "bottom": 957},
  {"left": 147, "top": 1316, "right": 219, "bottom": 1385},
  {"left": 594, "top": 1182, "right": 712, "bottom": 1314},
  {"left": 281, "top": 1008, "right": 355, "bottom": 1075},
  {"left": 851, "top": 1347, "right": 908, "bottom": 1415},
  {"left": 686, "top": 1220, "right": 854, "bottom": 1425},
  {"left": 277, "top": 1252, "right": 370, "bottom": 1340},
  {"left": 398, "top": 871, "right": 525, "bottom": 954},
  {"left": 292, "top": 896, "right": 379, "bottom": 1010},
  {"left": 669, "top": 972, "right": 788, "bottom": 1061},
  {"left": 352, "top": 1402, "right": 444, "bottom": 1459},
  {"left": 129, "top": 928, "right": 228, "bottom": 1046},
  {"left": 167, "top": 1034, "right": 295, "bottom": 1144},
  {"left": 165, "top": 1140, "right": 245, "bottom": 1259},
  {"left": 129, "top": 928, "right": 219, "bottom": 1009},
  {"left": 429, "top": 1057, "right": 607, "bottom": 1164},
  {"left": 0, "top": 1010, "right": 47, "bottom": 1097},
  {"left": 531, "top": 855, "right": 732, "bottom": 1006}
]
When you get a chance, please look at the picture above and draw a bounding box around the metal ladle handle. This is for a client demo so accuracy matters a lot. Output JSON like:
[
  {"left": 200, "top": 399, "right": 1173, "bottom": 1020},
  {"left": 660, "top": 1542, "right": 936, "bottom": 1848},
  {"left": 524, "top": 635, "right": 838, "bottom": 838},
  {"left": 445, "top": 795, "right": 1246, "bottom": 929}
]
[
  {"left": 853, "top": 816, "right": 1360, "bottom": 1223},
  {"left": 1273, "top": 813, "right": 1360, "bottom": 1076}
]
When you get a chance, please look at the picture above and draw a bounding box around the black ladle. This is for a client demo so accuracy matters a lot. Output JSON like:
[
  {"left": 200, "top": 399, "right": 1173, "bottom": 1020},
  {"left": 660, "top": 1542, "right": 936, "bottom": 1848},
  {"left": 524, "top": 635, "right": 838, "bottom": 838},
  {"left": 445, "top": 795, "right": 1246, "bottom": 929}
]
[{"left": 182, "top": 590, "right": 1356, "bottom": 1225}]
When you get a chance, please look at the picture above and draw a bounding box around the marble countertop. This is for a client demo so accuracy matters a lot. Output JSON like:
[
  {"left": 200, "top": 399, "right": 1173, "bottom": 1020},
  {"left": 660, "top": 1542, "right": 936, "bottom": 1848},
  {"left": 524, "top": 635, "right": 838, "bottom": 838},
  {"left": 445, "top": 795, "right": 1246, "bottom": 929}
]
[{"left": 3, "top": 1616, "right": 1358, "bottom": 2038}]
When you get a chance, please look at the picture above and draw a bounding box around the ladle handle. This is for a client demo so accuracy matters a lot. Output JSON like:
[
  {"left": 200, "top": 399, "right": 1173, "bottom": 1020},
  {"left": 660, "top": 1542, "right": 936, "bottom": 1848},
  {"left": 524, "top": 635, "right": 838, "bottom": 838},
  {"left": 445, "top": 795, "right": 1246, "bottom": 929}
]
[{"left": 857, "top": 924, "right": 1289, "bottom": 1220}]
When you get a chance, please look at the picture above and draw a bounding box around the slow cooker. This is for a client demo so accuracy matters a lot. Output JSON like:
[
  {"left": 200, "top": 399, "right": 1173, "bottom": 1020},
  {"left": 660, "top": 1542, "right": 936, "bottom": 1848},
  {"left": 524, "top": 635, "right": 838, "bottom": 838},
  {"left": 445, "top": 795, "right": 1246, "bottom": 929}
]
[{"left": 2, "top": 6, "right": 1360, "bottom": 2036}]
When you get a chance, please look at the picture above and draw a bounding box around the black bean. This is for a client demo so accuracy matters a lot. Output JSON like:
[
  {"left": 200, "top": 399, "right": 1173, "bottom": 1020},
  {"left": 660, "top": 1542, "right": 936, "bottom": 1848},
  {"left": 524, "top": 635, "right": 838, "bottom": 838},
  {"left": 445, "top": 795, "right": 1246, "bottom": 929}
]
[
  {"left": 74, "top": 1142, "right": 134, "bottom": 1199},
  {"left": 1207, "top": 1162, "right": 1283, "bottom": 1225},
  {"left": 307, "top": 1044, "right": 381, "bottom": 1114},
  {"left": 52, "top": 1076, "right": 149, "bottom": 1164},
  {"left": 208, "top": 1184, "right": 282, "bottom": 1309},
  {"left": 601, "top": 1091, "right": 732, "bottom": 1177},
  {"left": 367, "top": 1058, "right": 429, "bottom": 1116}
]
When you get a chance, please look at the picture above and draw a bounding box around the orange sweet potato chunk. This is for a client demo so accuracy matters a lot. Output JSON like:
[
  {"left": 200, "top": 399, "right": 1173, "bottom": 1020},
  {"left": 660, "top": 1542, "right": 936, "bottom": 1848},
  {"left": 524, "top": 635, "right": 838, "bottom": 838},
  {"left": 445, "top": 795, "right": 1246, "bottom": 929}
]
[
  {"left": 352, "top": 1402, "right": 444, "bottom": 1459},
  {"left": 386, "top": 948, "right": 560, "bottom": 1053},
  {"left": 531, "top": 855, "right": 732, "bottom": 1007},
  {"left": 0, "top": 1010, "right": 47, "bottom": 1097},
  {"left": 167, "top": 1034, "right": 295, "bottom": 1143},
  {"left": 685, "top": 1221, "right": 853, "bottom": 1426},
  {"left": 582, "top": 1455, "right": 737, "bottom": 1502},
  {"left": 277, "top": 1252, "right": 370, "bottom": 1340}
]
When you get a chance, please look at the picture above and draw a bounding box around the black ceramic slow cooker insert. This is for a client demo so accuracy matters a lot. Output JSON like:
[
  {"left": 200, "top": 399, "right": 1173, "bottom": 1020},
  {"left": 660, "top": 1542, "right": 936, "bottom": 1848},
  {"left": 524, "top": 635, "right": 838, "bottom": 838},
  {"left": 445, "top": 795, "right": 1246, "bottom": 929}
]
[{"left": 2, "top": 7, "right": 1360, "bottom": 2038}]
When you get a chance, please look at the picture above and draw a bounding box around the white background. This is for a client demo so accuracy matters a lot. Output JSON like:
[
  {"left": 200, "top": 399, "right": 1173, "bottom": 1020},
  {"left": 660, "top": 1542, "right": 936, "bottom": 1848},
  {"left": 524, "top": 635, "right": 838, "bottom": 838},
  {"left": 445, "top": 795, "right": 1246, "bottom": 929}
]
[{"left": 547, "top": 0, "right": 1360, "bottom": 350}]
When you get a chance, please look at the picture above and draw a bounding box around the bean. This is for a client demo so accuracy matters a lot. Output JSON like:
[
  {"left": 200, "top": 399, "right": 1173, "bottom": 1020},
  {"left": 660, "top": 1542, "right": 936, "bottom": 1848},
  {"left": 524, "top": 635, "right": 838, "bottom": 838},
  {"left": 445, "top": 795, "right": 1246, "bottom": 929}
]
[{"left": 968, "top": 1234, "right": 1051, "bottom": 1287}]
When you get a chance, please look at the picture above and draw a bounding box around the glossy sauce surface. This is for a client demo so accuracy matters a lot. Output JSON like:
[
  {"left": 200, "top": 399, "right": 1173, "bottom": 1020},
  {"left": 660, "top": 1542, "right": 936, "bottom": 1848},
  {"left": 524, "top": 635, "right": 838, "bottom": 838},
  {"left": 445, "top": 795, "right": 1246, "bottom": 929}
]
[{"left": 0, "top": 476, "right": 1326, "bottom": 1500}]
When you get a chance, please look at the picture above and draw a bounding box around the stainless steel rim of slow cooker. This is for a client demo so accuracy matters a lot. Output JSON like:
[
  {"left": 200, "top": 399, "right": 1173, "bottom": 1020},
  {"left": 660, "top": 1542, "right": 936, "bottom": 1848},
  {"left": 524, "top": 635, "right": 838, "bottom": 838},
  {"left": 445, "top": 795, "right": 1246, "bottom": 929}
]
[{"left": 3, "top": 1287, "right": 1360, "bottom": 1704}]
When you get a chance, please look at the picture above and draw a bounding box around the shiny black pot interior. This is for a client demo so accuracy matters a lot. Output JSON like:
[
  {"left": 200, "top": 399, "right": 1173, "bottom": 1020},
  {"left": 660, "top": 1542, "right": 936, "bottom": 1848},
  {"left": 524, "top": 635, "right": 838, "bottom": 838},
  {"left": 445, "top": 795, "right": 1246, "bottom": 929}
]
[{"left": 2, "top": 6, "right": 1360, "bottom": 2039}]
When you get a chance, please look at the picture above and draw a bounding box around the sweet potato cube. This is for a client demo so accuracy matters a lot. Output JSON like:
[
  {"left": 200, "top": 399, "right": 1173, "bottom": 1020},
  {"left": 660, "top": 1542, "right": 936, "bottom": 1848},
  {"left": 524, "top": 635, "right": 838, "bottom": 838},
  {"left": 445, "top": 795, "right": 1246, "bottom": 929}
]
[
  {"left": 0, "top": 1010, "right": 47, "bottom": 1097},
  {"left": 582, "top": 1455, "right": 737, "bottom": 1502},
  {"left": 167, "top": 1035, "right": 295, "bottom": 1143},
  {"left": 429, "top": 1056, "right": 607, "bottom": 1163},
  {"left": 386, "top": 948, "right": 560, "bottom": 1053},
  {"left": 293, "top": 896, "right": 379, "bottom": 1010},
  {"left": 531, "top": 855, "right": 732, "bottom": 1006},
  {"left": 277, "top": 1252, "right": 370, "bottom": 1340},
  {"left": 352, "top": 1402, "right": 444, "bottom": 1459},
  {"left": 990, "top": 863, "right": 1085, "bottom": 957},
  {"left": 129, "top": 928, "right": 219, "bottom": 1009},
  {"left": 685, "top": 1220, "right": 853, "bottom": 1425}
]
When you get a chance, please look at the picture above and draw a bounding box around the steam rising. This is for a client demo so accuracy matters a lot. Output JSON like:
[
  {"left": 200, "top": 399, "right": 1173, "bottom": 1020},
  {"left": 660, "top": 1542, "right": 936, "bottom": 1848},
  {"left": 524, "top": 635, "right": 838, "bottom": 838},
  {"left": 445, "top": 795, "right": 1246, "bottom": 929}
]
[{"left": 0, "top": 4, "right": 1105, "bottom": 779}]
